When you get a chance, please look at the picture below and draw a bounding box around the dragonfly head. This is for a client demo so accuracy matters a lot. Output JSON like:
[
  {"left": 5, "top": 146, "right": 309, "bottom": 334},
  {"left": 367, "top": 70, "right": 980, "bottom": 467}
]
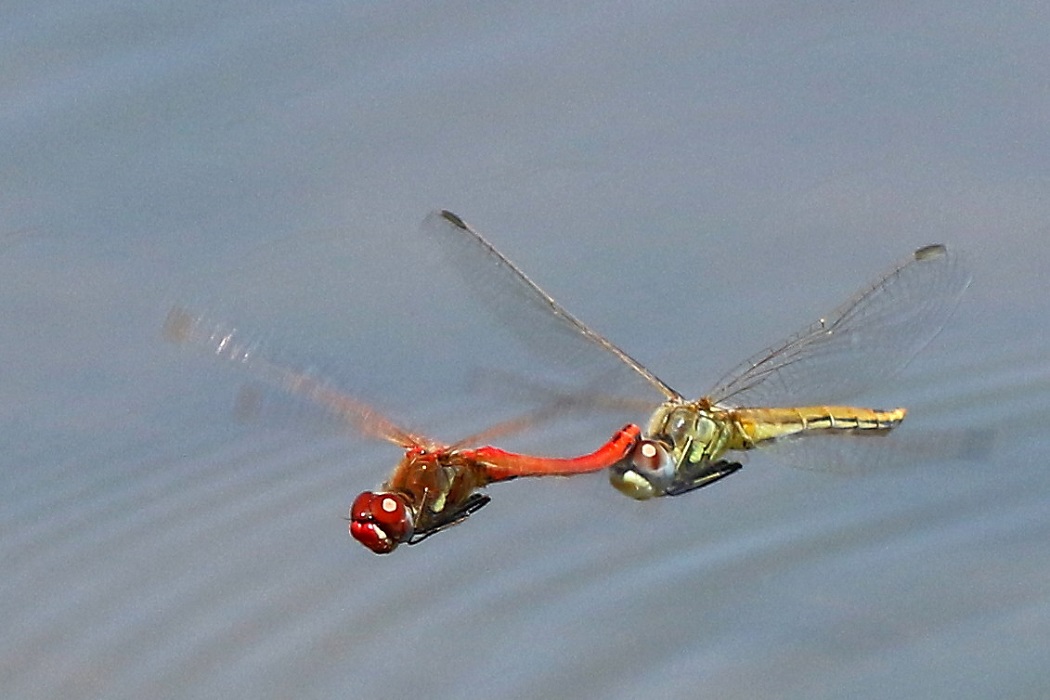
[
  {"left": 349, "top": 491, "right": 415, "bottom": 554},
  {"left": 609, "top": 439, "right": 677, "bottom": 500}
]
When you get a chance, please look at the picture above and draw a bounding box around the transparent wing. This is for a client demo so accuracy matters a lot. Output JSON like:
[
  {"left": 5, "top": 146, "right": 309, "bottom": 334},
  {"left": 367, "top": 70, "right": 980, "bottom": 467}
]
[
  {"left": 163, "top": 211, "right": 664, "bottom": 448},
  {"left": 163, "top": 306, "right": 428, "bottom": 449},
  {"left": 164, "top": 305, "right": 628, "bottom": 453},
  {"left": 420, "top": 210, "right": 677, "bottom": 404},
  {"left": 708, "top": 244, "right": 971, "bottom": 408},
  {"left": 752, "top": 423, "right": 995, "bottom": 475}
]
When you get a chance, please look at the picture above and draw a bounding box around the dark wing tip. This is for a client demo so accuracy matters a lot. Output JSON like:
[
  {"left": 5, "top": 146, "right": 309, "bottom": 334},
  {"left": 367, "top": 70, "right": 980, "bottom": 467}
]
[
  {"left": 439, "top": 210, "right": 468, "bottom": 230},
  {"left": 162, "top": 306, "right": 198, "bottom": 345},
  {"left": 913, "top": 243, "right": 948, "bottom": 262}
]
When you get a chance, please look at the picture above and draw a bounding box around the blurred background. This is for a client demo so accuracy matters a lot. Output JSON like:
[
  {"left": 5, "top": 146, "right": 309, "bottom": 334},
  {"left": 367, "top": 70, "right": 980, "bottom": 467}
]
[{"left": 3, "top": 2, "right": 1049, "bottom": 698}]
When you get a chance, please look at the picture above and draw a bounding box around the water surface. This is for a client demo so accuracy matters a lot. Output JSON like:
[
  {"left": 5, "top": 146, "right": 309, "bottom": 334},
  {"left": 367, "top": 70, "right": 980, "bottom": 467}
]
[{"left": 3, "top": 3, "right": 1050, "bottom": 699}]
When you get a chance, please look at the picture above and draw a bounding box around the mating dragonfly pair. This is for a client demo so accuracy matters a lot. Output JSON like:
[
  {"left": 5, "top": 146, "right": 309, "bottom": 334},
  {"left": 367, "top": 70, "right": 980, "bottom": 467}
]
[{"left": 165, "top": 210, "right": 970, "bottom": 554}]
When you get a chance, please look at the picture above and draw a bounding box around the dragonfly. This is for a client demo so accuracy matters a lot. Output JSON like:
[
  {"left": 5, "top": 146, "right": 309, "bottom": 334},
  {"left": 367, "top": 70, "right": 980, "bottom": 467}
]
[
  {"left": 427, "top": 211, "right": 972, "bottom": 500},
  {"left": 163, "top": 307, "right": 639, "bottom": 553}
]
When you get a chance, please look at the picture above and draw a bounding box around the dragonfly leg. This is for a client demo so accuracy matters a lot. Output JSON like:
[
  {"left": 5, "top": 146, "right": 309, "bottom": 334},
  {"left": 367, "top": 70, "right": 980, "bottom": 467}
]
[
  {"left": 407, "top": 493, "right": 492, "bottom": 545},
  {"left": 665, "top": 461, "right": 742, "bottom": 497}
]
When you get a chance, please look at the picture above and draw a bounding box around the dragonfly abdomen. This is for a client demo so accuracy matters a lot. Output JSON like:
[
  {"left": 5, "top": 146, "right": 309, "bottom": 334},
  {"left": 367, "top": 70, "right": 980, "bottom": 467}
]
[{"left": 729, "top": 405, "right": 906, "bottom": 447}]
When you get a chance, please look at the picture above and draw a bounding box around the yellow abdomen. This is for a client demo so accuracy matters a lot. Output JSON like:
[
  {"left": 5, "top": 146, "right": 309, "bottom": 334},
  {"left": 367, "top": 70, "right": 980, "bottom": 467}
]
[{"left": 727, "top": 405, "right": 906, "bottom": 449}]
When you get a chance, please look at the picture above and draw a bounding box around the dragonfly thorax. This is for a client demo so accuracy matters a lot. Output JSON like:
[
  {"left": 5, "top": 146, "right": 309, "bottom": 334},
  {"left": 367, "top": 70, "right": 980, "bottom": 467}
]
[
  {"left": 610, "top": 401, "right": 735, "bottom": 499},
  {"left": 646, "top": 402, "right": 729, "bottom": 467}
]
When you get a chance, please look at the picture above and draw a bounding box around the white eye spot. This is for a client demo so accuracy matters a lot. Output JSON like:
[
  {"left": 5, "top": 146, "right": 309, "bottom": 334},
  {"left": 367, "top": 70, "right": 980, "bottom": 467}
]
[
  {"left": 381, "top": 497, "right": 398, "bottom": 513},
  {"left": 640, "top": 443, "right": 658, "bottom": 459}
]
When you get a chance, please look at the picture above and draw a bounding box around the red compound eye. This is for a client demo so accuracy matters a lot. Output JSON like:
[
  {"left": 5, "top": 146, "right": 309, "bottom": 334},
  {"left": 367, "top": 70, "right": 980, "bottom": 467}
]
[
  {"left": 348, "top": 491, "right": 414, "bottom": 554},
  {"left": 631, "top": 440, "right": 671, "bottom": 475}
]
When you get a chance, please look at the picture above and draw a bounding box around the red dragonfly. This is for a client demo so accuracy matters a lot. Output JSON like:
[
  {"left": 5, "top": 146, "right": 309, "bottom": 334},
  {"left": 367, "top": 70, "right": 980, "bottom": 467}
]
[{"left": 164, "top": 306, "right": 639, "bottom": 553}]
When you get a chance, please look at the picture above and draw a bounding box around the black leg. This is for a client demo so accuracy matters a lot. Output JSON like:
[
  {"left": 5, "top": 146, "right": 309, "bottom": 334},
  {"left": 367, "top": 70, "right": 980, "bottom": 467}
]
[
  {"left": 665, "top": 461, "right": 743, "bottom": 497},
  {"left": 408, "top": 493, "right": 492, "bottom": 545}
]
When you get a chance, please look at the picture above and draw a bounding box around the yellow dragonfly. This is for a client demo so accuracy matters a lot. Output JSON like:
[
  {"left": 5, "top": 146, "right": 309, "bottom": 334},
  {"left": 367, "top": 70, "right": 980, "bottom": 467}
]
[{"left": 431, "top": 212, "right": 971, "bottom": 499}]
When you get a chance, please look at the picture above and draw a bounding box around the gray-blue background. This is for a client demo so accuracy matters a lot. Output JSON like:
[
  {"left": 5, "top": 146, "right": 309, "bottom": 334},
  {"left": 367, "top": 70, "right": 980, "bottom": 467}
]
[{"left": 4, "top": 3, "right": 1049, "bottom": 698}]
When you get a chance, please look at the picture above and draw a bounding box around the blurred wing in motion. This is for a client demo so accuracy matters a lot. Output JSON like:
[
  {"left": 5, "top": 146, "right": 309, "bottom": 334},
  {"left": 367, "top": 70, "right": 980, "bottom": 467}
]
[
  {"left": 163, "top": 306, "right": 427, "bottom": 449},
  {"left": 751, "top": 422, "right": 996, "bottom": 476},
  {"left": 708, "top": 244, "right": 971, "bottom": 408}
]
